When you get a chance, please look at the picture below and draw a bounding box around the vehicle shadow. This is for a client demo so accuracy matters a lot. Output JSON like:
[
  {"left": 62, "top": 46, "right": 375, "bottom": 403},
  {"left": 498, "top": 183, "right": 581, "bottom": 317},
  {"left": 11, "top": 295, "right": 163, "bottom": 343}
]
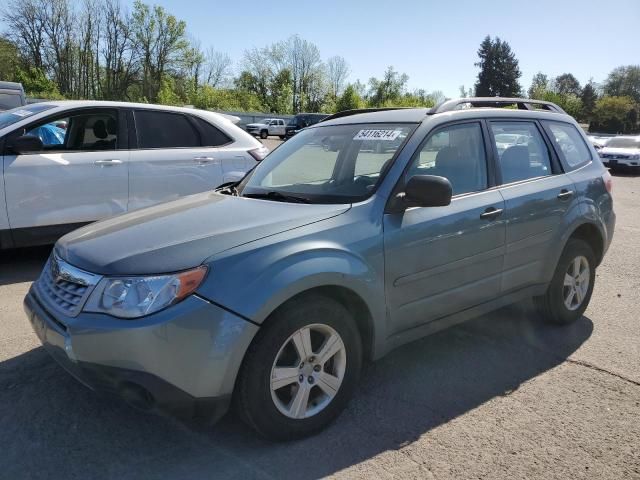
[
  {"left": 0, "top": 245, "right": 50, "bottom": 286},
  {"left": 0, "top": 302, "right": 593, "bottom": 480}
]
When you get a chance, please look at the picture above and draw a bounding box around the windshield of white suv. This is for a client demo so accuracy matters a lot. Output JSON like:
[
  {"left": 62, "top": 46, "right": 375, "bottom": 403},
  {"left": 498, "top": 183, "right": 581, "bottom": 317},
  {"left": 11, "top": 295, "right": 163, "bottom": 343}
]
[
  {"left": 605, "top": 137, "right": 640, "bottom": 148},
  {"left": 0, "top": 104, "right": 56, "bottom": 130},
  {"left": 238, "top": 123, "right": 417, "bottom": 203}
]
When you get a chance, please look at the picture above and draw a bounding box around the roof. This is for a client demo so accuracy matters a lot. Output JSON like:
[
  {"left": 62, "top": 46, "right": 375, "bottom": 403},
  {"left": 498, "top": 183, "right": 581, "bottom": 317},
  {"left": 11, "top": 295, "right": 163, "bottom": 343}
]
[
  {"left": 318, "top": 97, "right": 572, "bottom": 127},
  {"left": 320, "top": 108, "right": 431, "bottom": 126},
  {"left": 0, "top": 81, "right": 24, "bottom": 91},
  {"left": 23, "top": 100, "right": 234, "bottom": 122}
]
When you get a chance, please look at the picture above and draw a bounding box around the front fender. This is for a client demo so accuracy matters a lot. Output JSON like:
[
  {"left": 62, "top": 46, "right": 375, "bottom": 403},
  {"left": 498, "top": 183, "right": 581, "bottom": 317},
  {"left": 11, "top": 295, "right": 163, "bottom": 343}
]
[{"left": 199, "top": 241, "right": 385, "bottom": 329}]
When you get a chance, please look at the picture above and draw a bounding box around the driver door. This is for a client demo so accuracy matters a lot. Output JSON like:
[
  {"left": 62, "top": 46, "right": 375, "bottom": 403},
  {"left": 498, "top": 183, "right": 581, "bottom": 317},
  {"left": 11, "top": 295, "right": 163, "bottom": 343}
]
[{"left": 383, "top": 121, "right": 506, "bottom": 334}]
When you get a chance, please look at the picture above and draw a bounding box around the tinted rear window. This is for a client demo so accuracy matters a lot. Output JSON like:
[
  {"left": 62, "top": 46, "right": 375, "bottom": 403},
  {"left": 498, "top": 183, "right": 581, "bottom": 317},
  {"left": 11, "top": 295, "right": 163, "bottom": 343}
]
[
  {"left": 191, "top": 116, "right": 232, "bottom": 146},
  {"left": 135, "top": 110, "right": 199, "bottom": 149}
]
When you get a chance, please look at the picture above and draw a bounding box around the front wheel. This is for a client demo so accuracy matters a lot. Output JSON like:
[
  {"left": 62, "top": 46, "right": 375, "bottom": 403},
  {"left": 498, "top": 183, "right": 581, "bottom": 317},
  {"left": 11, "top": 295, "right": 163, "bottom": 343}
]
[
  {"left": 260, "top": 130, "right": 268, "bottom": 139},
  {"left": 534, "top": 239, "right": 596, "bottom": 325},
  {"left": 235, "top": 294, "right": 362, "bottom": 440}
]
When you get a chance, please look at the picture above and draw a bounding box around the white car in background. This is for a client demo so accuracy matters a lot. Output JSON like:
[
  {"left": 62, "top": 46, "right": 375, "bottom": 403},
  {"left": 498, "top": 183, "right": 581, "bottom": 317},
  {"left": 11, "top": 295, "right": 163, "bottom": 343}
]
[
  {"left": 599, "top": 136, "right": 640, "bottom": 170},
  {"left": 245, "top": 118, "right": 286, "bottom": 139},
  {"left": 0, "top": 101, "right": 268, "bottom": 249}
]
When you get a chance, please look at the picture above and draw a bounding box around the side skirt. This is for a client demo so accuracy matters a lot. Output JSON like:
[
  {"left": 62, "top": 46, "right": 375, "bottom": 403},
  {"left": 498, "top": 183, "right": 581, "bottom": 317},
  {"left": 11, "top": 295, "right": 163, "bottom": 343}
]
[
  {"left": 1, "top": 222, "right": 91, "bottom": 249},
  {"left": 378, "top": 284, "right": 548, "bottom": 359}
]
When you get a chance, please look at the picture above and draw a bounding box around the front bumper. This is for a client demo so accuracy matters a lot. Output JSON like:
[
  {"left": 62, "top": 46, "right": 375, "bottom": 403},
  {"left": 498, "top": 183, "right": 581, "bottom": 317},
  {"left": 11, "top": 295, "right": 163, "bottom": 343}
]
[
  {"left": 24, "top": 288, "right": 259, "bottom": 423},
  {"left": 601, "top": 157, "right": 640, "bottom": 168}
]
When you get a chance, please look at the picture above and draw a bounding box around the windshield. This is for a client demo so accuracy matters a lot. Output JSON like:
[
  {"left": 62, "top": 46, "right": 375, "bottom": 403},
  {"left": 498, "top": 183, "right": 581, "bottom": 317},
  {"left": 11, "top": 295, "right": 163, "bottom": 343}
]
[
  {"left": 238, "top": 123, "right": 417, "bottom": 203},
  {"left": 0, "top": 104, "right": 56, "bottom": 130},
  {"left": 0, "top": 93, "right": 23, "bottom": 110},
  {"left": 605, "top": 137, "right": 640, "bottom": 149}
]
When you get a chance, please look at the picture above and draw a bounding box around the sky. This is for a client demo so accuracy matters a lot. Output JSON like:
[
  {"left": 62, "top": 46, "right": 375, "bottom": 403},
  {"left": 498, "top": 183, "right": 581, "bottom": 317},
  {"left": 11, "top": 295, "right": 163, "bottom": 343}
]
[{"left": 138, "top": 0, "right": 639, "bottom": 97}]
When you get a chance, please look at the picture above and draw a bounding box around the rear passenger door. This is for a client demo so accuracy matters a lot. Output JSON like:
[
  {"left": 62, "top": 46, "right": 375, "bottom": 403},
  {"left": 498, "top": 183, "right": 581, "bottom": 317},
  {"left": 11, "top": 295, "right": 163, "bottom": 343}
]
[
  {"left": 488, "top": 120, "right": 577, "bottom": 293},
  {"left": 128, "top": 109, "right": 230, "bottom": 211}
]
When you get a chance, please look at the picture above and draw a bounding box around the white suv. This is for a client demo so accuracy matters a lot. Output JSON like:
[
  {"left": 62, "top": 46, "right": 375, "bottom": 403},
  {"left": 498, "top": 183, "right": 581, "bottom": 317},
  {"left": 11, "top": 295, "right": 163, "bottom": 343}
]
[{"left": 0, "top": 101, "right": 268, "bottom": 249}]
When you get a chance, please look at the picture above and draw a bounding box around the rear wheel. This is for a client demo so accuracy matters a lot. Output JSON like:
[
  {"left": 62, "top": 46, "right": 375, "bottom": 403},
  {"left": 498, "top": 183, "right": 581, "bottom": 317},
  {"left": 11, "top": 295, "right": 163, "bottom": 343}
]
[
  {"left": 235, "top": 294, "right": 362, "bottom": 440},
  {"left": 260, "top": 130, "right": 268, "bottom": 139},
  {"left": 534, "top": 239, "right": 596, "bottom": 325}
]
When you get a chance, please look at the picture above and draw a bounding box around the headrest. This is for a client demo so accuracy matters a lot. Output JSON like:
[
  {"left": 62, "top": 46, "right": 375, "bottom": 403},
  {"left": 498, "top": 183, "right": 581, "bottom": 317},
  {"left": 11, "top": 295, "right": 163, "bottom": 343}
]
[{"left": 93, "top": 120, "right": 108, "bottom": 139}]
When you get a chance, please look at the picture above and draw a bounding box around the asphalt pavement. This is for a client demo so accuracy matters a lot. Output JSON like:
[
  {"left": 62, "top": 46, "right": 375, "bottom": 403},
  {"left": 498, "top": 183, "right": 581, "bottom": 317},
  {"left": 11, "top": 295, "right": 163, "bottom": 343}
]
[{"left": 0, "top": 168, "right": 638, "bottom": 480}]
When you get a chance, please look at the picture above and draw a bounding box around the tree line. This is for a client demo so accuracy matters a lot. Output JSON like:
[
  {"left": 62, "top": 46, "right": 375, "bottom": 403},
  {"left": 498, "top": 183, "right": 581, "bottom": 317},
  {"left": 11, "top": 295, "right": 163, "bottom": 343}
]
[
  {"left": 473, "top": 35, "right": 639, "bottom": 133},
  {"left": 0, "top": 2, "right": 638, "bottom": 133},
  {"left": 0, "top": 0, "right": 443, "bottom": 114}
]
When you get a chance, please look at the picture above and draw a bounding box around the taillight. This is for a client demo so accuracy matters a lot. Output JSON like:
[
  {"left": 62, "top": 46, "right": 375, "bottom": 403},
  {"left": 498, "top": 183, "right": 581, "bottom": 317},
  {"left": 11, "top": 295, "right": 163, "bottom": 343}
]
[
  {"left": 248, "top": 146, "right": 269, "bottom": 161},
  {"left": 603, "top": 170, "right": 613, "bottom": 194}
]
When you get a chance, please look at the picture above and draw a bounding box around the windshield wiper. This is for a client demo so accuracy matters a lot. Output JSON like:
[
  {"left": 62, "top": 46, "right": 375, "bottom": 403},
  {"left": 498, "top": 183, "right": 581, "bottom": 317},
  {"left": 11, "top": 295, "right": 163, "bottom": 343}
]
[{"left": 243, "top": 190, "right": 312, "bottom": 204}]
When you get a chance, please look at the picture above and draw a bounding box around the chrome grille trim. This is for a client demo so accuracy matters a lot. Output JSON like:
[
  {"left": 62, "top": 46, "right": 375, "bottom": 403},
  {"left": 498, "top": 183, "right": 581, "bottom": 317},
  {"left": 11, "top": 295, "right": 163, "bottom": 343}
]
[{"left": 35, "top": 254, "right": 102, "bottom": 318}]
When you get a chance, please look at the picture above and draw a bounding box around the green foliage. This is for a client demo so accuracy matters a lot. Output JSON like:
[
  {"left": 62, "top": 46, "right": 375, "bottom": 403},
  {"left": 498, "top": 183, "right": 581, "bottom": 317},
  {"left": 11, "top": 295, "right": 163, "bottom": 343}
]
[
  {"left": 15, "top": 67, "right": 63, "bottom": 98},
  {"left": 474, "top": 35, "right": 522, "bottom": 97},
  {"left": 157, "top": 76, "right": 183, "bottom": 106},
  {"left": 604, "top": 65, "right": 640, "bottom": 103},
  {"left": 0, "top": 36, "right": 20, "bottom": 81},
  {"left": 367, "top": 66, "right": 409, "bottom": 107},
  {"left": 580, "top": 82, "right": 598, "bottom": 122},
  {"left": 553, "top": 73, "right": 582, "bottom": 96},
  {"left": 528, "top": 72, "right": 548, "bottom": 98},
  {"left": 190, "top": 85, "right": 265, "bottom": 112},
  {"left": 590, "top": 96, "right": 639, "bottom": 134},
  {"left": 335, "top": 84, "right": 363, "bottom": 112}
]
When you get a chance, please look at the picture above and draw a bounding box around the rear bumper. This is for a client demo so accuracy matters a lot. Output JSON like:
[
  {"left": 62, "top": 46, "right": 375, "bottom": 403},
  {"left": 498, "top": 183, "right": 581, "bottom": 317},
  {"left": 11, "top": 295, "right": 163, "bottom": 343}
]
[{"left": 24, "top": 289, "right": 259, "bottom": 423}]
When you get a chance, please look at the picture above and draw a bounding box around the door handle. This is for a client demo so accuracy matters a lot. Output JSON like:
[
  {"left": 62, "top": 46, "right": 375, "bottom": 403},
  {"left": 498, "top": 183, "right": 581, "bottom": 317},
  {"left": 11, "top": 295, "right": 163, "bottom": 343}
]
[
  {"left": 194, "top": 156, "right": 216, "bottom": 164},
  {"left": 557, "top": 189, "right": 574, "bottom": 200},
  {"left": 480, "top": 207, "right": 504, "bottom": 220},
  {"left": 94, "top": 159, "right": 122, "bottom": 166}
]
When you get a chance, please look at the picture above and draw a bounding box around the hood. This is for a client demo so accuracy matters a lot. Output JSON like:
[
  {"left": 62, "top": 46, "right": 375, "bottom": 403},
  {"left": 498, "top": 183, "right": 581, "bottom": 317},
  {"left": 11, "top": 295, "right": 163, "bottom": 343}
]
[{"left": 56, "top": 192, "right": 350, "bottom": 275}]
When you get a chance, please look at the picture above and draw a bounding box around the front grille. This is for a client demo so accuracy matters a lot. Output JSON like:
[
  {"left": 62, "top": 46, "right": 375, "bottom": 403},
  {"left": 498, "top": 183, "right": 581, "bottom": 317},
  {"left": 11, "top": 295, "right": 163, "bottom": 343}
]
[
  {"left": 601, "top": 153, "right": 629, "bottom": 159},
  {"left": 35, "top": 255, "right": 101, "bottom": 317}
]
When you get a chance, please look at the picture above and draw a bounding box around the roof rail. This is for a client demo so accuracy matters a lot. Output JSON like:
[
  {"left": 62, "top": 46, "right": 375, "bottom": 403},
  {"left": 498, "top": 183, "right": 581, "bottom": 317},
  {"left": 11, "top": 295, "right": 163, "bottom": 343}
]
[
  {"left": 429, "top": 97, "right": 566, "bottom": 115},
  {"left": 320, "top": 107, "right": 413, "bottom": 123}
]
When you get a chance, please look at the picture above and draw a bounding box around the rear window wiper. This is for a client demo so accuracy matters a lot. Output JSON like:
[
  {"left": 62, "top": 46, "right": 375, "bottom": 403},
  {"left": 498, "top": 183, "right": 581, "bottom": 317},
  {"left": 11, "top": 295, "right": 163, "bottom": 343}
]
[{"left": 242, "top": 190, "right": 312, "bottom": 204}]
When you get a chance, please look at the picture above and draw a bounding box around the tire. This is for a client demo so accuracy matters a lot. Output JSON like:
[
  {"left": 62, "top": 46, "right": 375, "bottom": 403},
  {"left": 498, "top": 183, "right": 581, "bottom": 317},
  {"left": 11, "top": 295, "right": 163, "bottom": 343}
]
[
  {"left": 279, "top": 135, "right": 285, "bottom": 140},
  {"left": 260, "top": 130, "right": 268, "bottom": 139},
  {"left": 534, "top": 238, "right": 596, "bottom": 325},
  {"left": 235, "top": 293, "right": 362, "bottom": 441}
]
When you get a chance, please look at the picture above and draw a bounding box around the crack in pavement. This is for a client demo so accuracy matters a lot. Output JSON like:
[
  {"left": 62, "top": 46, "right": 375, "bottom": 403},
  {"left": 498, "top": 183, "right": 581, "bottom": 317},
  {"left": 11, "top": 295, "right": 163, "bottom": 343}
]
[{"left": 565, "top": 358, "right": 640, "bottom": 387}]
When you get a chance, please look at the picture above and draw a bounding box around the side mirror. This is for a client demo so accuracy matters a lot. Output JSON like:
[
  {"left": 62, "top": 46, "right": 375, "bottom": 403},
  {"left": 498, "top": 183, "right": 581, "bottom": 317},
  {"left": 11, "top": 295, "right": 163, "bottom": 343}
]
[
  {"left": 11, "top": 135, "right": 43, "bottom": 154},
  {"left": 403, "top": 175, "right": 452, "bottom": 208}
]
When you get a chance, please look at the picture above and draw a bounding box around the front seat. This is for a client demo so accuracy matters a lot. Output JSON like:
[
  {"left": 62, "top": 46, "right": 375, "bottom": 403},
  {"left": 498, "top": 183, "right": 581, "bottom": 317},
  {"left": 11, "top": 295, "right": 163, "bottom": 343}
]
[
  {"left": 434, "top": 146, "right": 478, "bottom": 195},
  {"left": 500, "top": 146, "right": 531, "bottom": 184},
  {"left": 92, "top": 119, "right": 116, "bottom": 150}
]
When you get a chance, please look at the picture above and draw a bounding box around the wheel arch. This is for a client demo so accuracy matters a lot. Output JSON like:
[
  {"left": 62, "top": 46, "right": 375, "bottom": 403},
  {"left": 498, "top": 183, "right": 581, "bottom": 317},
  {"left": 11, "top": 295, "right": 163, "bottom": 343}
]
[{"left": 567, "top": 222, "right": 605, "bottom": 266}]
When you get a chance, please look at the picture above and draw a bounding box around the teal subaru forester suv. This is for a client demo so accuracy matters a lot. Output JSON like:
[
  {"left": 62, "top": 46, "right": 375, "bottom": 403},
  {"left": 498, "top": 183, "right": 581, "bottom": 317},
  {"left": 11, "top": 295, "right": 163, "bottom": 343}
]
[{"left": 25, "top": 98, "right": 615, "bottom": 440}]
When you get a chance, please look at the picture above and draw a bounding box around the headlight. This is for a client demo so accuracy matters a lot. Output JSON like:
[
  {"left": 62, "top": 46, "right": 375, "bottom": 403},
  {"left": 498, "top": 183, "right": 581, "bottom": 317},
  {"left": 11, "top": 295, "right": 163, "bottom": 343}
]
[
  {"left": 630, "top": 154, "right": 640, "bottom": 160},
  {"left": 84, "top": 266, "right": 207, "bottom": 319}
]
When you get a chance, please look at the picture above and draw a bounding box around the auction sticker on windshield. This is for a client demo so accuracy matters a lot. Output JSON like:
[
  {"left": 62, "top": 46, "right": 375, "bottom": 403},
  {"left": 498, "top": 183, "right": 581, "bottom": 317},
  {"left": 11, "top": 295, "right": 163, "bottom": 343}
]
[{"left": 353, "top": 129, "right": 402, "bottom": 141}]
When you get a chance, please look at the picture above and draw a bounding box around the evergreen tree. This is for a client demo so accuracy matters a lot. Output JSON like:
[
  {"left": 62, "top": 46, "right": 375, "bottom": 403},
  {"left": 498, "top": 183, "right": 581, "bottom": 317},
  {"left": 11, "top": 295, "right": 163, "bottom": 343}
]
[
  {"left": 474, "top": 36, "right": 522, "bottom": 97},
  {"left": 580, "top": 81, "right": 598, "bottom": 121}
]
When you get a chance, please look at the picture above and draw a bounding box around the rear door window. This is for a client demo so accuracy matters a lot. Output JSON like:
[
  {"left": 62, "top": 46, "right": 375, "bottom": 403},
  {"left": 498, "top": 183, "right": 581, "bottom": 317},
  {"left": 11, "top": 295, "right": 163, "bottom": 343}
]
[
  {"left": 543, "top": 121, "right": 592, "bottom": 169},
  {"left": 135, "top": 110, "right": 199, "bottom": 149},
  {"left": 489, "top": 121, "right": 552, "bottom": 184}
]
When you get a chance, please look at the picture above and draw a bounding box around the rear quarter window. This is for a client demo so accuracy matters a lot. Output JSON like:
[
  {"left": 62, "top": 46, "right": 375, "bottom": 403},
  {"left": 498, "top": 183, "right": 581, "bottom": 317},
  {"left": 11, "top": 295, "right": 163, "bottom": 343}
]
[{"left": 543, "top": 121, "right": 593, "bottom": 170}]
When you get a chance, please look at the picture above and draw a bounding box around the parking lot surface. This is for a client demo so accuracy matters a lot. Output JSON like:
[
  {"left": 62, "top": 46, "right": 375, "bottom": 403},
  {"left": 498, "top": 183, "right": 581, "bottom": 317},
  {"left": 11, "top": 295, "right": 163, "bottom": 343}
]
[{"left": 0, "top": 171, "right": 639, "bottom": 480}]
